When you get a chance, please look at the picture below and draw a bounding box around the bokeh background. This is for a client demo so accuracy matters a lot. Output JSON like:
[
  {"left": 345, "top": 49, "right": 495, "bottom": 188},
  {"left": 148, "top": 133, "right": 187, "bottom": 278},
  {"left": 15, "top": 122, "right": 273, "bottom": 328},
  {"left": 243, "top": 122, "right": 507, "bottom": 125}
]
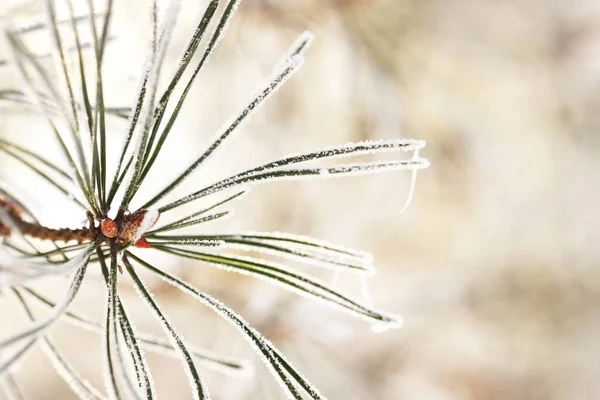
[{"left": 0, "top": 0, "right": 599, "bottom": 399}]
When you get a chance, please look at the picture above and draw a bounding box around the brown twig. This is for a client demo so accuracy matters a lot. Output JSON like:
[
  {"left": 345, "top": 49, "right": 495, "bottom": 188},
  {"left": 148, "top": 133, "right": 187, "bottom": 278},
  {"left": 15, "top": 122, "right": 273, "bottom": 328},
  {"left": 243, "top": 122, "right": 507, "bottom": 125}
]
[{"left": 0, "top": 195, "right": 97, "bottom": 243}]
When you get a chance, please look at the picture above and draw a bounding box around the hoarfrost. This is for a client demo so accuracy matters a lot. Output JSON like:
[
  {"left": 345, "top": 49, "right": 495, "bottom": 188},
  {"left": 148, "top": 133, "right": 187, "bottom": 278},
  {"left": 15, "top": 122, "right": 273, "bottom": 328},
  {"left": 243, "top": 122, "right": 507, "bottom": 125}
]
[
  {"left": 130, "top": 208, "right": 160, "bottom": 244},
  {"left": 12, "top": 291, "right": 104, "bottom": 400},
  {"left": 159, "top": 247, "right": 396, "bottom": 325},
  {"left": 371, "top": 316, "right": 404, "bottom": 333},
  {"left": 0, "top": 248, "right": 92, "bottom": 375},
  {"left": 148, "top": 54, "right": 305, "bottom": 207},
  {"left": 160, "top": 141, "right": 429, "bottom": 213},
  {"left": 397, "top": 149, "right": 421, "bottom": 216},
  {"left": 124, "top": 259, "right": 210, "bottom": 400},
  {"left": 130, "top": 253, "right": 325, "bottom": 399}
]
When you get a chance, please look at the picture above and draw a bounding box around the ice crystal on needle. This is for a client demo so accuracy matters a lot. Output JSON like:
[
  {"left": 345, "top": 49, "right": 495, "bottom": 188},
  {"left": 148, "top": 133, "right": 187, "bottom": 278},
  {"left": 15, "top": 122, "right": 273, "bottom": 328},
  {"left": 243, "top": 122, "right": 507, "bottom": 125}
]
[{"left": 0, "top": 0, "right": 428, "bottom": 399}]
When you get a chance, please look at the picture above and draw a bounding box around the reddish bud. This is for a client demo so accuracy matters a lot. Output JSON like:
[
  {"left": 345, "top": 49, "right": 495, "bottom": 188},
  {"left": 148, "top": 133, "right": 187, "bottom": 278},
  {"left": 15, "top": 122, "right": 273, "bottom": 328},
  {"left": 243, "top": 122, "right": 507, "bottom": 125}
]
[
  {"left": 100, "top": 219, "right": 117, "bottom": 238},
  {"left": 117, "top": 209, "right": 160, "bottom": 246},
  {"left": 133, "top": 237, "right": 153, "bottom": 248}
]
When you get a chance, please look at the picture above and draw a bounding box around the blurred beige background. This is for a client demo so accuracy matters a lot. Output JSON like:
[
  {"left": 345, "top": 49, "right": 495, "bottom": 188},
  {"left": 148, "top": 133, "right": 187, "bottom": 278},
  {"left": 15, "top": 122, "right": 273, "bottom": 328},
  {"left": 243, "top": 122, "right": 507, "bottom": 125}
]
[{"left": 1, "top": 0, "right": 599, "bottom": 399}]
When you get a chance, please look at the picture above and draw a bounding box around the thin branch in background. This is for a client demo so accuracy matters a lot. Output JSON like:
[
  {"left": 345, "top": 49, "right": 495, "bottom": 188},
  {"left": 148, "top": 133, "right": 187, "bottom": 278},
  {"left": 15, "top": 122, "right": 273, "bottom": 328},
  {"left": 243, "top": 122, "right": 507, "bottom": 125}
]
[
  {"left": 1, "top": 372, "right": 24, "bottom": 400},
  {"left": 11, "top": 11, "right": 106, "bottom": 36},
  {"left": 0, "top": 38, "right": 115, "bottom": 69},
  {"left": 12, "top": 289, "right": 104, "bottom": 400}
]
